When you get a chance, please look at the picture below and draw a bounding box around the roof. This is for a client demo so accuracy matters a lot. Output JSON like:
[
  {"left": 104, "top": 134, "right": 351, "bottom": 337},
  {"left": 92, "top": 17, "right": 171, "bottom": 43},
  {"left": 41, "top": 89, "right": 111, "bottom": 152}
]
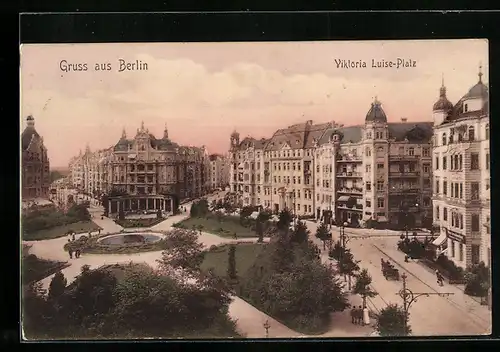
[
  {"left": 387, "top": 122, "right": 434, "bottom": 142},
  {"left": 264, "top": 120, "right": 332, "bottom": 151},
  {"left": 21, "top": 127, "right": 40, "bottom": 151},
  {"left": 441, "top": 75, "right": 489, "bottom": 125},
  {"left": 114, "top": 135, "right": 180, "bottom": 152},
  {"left": 318, "top": 125, "right": 364, "bottom": 145},
  {"left": 233, "top": 137, "right": 268, "bottom": 151},
  {"left": 365, "top": 99, "right": 387, "bottom": 123},
  {"left": 433, "top": 86, "right": 453, "bottom": 111}
]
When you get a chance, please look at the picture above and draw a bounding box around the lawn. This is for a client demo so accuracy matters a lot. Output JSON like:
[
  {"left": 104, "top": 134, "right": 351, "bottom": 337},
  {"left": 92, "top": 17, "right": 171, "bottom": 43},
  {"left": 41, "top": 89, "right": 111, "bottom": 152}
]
[
  {"left": 177, "top": 215, "right": 260, "bottom": 238},
  {"left": 200, "top": 243, "right": 265, "bottom": 279},
  {"left": 23, "top": 220, "right": 102, "bottom": 241},
  {"left": 22, "top": 245, "right": 70, "bottom": 284}
]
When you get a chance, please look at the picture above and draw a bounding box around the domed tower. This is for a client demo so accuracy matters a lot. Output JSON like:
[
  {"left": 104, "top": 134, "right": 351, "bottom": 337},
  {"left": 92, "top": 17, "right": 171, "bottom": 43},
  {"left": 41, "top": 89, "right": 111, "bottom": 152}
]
[
  {"left": 364, "top": 96, "right": 389, "bottom": 141},
  {"left": 432, "top": 75, "right": 454, "bottom": 126},
  {"left": 230, "top": 130, "right": 240, "bottom": 150}
]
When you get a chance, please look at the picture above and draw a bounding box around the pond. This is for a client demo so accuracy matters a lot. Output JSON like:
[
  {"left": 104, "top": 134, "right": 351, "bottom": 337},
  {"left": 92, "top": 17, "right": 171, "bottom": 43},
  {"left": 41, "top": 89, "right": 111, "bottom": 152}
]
[{"left": 97, "top": 233, "right": 163, "bottom": 246}]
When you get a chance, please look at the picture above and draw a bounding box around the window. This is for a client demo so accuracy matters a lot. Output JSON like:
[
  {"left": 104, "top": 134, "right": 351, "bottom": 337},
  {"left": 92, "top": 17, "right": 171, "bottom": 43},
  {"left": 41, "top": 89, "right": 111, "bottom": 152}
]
[
  {"left": 424, "top": 178, "right": 431, "bottom": 188},
  {"left": 486, "top": 124, "right": 489, "bottom": 139},
  {"left": 459, "top": 244, "right": 463, "bottom": 262},
  {"left": 366, "top": 199, "right": 371, "bottom": 207},
  {"left": 464, "top": 103, "right": 469, "bottom": 113},
  {"left": 376, "top": 180, "right": 384, "bottom": 191},
  {"left": 471, "top": 182, "right": 480, "bottom": 200},
  {"left": 365, "top": 147, "right": 371, "bottom": 157},
  {"left": 422, "top": 147, "right": 430, "bottom": 157},
  {"left": 468, "top": 126, "right": 475, "bottom": 141},
  {"left": 366, "top": 182, "right": 371, "bottom": 191},
  {"left": 459, "top": 183, "right": 462, "bottom": 198},
  {"left": 443, "top": 181, "right": 448, "bottom": 196},
  {"left": 471, "top": 214, "right": 480, "bottom": 232},
  {"left": 408, "top": 147, "right": 415, "bottom": 156},
  {"left": 486, "top": 178, "right": 490, "bottom": 191},
  {"left": 435, "top": 156, "right": 439, "bottom": 170},
  {"left": 377, "top": 163, "right": 384, "bottom": 169},
  {"left": 442, "top": 133, "right": 447, "bottom": 146},
  {"left": 366, "top": 164, "right": 371, "bottom": 173},
  {"left": 399, "top": 147, "right": 404, "bottom": 155},
  {"left": 423, "top": 164, "right": 430, "bottom": 173},
  {"left": 486, "top": 215, "right": 491, "bottom": 234},
  {"left": 436, "top": 206, "right": 440, "bottom": 220},
  {"left": 459, "top": 155, "right": 463, "bottom": 170},
  {"left": 471, "top": 153, "right": 479, "bottom": 170},
  {"left": 471, "top": 245, "right": 480, "bottom": 265},
  {"left": 366, "top": 132, "right": 372, "bottom": 139},
  {"left": 435, "top": 180, "right": 440, "bottom": 194},
  {"left": 377, "top": 198, "right": 385, "bottom": 208},
  {"left": 443, "top": 207, "right": 448, "bottom": 221},
  {"left": 443, "top": 157, "right": 447, "bottom": 170},
  {"left": 450, "top": 241, "right": 455, "bottom": 257},
  {"left": 486, "top": 153, "right": 490, "bottom": 170}
]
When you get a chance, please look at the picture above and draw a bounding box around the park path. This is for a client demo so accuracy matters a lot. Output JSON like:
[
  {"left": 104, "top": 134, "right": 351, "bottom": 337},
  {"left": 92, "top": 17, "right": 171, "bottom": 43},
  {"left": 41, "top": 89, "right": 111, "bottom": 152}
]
[{"left": 27, "top": 195, "right": 300, "bottom": 339}]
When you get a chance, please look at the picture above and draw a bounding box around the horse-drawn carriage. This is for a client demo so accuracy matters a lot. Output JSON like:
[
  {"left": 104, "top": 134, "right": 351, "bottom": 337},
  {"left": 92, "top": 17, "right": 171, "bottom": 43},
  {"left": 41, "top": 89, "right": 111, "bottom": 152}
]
[{"left": 381, "top": 258, "right": 400, "bottom": 281}]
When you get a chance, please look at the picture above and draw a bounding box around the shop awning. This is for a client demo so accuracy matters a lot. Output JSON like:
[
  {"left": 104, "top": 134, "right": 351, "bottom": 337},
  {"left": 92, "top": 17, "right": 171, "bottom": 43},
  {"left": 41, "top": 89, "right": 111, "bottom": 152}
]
[
  {"left": 338, "top": 196, "right": 350, "bottom": 202},
  {"left": 432, "top": 233, "right": 447, "bottom": 246},
  {"left": 378, "top": 216, "right": 388, "bottom": 222}
]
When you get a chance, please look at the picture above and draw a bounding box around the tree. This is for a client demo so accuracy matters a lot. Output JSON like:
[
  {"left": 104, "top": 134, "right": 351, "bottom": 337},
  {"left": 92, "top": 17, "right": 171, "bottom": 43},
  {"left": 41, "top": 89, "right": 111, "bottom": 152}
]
[
  {"left": 291, "top": 220, "right": 309, "bottom": 245},
  {"left": 315, "top": 222, "right": 331, "bottom": 250},
  {"left": 157, "top": 229, "right": 205, "bottom": 272},
  {"left": 353, "top": 269, "right": 378, "bottom": 308},
  {"left": 277, "top": 209, "right": 292, "bottom": 232},
  {"left": 227, "top": 245, "right": 237, "bottom": 280},
  {"left": 328, "top": 241, "right": 345, "bottom": 261},
  {"left": 239, "top": 206, "right": 254, "bottom": 225},
  {"left": 337, "top": 249, "right": 360, "bottom": 290},
  {"left": 48, "top": 271, "right": 67, "bottom": 301},
  {"left": 464, "top": 262, "right": 490, "bottom": 297},
  {"left": 67, "top": 204, "right": 91, "bottom": 221},
  {"left": 256, "top": 220, "right": 265, "bottom": 243},
  {"left": 376, "top": 304, "right": 410, "bottom": 336}
]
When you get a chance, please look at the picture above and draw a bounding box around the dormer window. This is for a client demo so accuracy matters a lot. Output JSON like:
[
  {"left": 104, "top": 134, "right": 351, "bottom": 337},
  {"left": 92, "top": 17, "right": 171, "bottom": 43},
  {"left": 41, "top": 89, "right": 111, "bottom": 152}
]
[
  {"left": 468, "top": 126, "right": 475, "bottom": 141},
  {"left": 464, "top": 103, "right": 469, "bottom": 113}
]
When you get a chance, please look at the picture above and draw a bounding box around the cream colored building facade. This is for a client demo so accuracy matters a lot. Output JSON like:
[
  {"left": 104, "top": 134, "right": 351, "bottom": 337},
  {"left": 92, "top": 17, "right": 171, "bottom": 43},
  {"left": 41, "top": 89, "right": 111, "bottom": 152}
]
[
  {"left": 209, "top": 154, "right": 230, "bottom": 191},
  {"left": 431, "top": 69, "right": 490, "bottom": 269},
  {"left": 229, "top": 105, "right": 434, "bottom": 226}
]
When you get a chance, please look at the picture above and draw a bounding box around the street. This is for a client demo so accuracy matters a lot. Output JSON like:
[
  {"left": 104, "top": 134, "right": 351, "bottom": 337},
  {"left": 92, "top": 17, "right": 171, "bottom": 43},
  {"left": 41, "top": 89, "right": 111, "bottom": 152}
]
[{"left": 304, "top": 220, "right": 492, "bottom": 336}]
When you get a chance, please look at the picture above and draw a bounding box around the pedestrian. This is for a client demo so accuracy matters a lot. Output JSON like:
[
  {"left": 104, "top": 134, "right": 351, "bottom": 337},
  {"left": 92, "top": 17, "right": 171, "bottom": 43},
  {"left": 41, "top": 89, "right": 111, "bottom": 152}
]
[
  {"left": 69, "top": 249, "right": 73, "bottom": 259},
  {"left": 233, "top": 232, "right": 238, "bottom": 240},
  {"left": 72, "top": 233, "right": 76, "bottom": 241},
  {"left": 436, "top": 270, "right": 444, "bottom": 286},
  {"left": 75, "top": 249, "right": 81, "bottom": 258},
  {"left": 357, "top": 306, "right": 363, "bottom": 324},
  {"left": 350, "top": 306, "right": 357, "bottom": 324}
]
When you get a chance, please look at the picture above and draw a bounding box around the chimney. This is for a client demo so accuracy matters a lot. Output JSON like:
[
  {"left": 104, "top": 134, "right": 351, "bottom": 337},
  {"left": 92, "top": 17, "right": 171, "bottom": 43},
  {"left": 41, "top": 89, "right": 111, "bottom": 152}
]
[{"left": 401, "top": 117, "right": 408, "bottom": 123}]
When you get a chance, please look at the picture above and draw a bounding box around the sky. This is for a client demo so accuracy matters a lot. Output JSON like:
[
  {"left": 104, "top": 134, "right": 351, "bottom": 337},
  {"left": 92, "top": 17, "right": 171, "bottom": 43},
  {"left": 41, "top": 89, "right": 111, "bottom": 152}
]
[{"left": 20, "top": 39, "right": 488, "bottom": 168}]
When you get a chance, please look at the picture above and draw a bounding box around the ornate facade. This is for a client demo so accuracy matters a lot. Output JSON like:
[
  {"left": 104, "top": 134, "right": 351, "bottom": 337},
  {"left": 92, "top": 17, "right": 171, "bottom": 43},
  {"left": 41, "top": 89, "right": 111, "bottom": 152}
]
[
  {"left": 432, "top": 67, "right": 490, "bottom": 269},
  {"left": 69, "top": 122, "right": 210, "bottom": 216},
  {"left": 209, "top": 154, "right": 230, "bottom": 191},
  {"left": 21, "top": 115, "right": 51, "bottom": 199}
]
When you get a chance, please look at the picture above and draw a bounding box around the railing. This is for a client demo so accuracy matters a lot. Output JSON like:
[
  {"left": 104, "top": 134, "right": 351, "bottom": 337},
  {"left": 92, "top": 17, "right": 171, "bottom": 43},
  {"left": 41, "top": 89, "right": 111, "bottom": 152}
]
[
  {"left": 337, "top": 156, "right": 362, "bottom": 162},
  {"left": 389, "top": 187, "right": 420, "bottom": 193},
  {"left": 389, "top": 171, "right": 420, "bottom": 177},
  {"left": 336, "top": 172, "right": 362, "bottom": 177},
  {"left": 389, "top": 155, "right": 420, "bottom": 159},
  {"left": 337, "top": 188, "right": 363, "bottom": 194}
]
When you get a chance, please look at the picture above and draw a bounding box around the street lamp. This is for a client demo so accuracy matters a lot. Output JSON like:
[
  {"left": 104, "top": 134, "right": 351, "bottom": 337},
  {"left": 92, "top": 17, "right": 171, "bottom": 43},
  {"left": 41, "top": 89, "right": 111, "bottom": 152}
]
[
  {"left": 263, "top": 319, "right": 271, "bottom": 338},
  {"left": 340, "top": 221, "right": 349, "bottom": 249},
  {"left": 397, "top": 272, "right": 454, "bottom": 335}
]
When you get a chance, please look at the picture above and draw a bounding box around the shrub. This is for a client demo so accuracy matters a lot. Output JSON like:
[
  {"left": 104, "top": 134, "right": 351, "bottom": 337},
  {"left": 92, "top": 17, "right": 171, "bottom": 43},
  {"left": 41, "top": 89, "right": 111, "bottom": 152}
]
[
  {"left": 464, "top": 262, "right": 490, "bottom": 297},
  {"left": 209, "top": 245, "right": 218, "bottom": 251}
]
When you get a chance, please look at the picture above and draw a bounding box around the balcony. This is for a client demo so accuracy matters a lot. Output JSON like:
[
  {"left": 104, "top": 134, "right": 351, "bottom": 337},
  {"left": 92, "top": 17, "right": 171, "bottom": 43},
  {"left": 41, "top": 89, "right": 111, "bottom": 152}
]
[
  {"left": 389, "top": 155, "right": 420, "bottom": 160},
  {"left": 336, "top": 171, "right": 362, "bottom": 178},
  {"left": 389, "top": 171, "right": 420, "bottom": 177},
  {"left": 337, "top": 156, "right": 362, "bottom": 163},
  {"left": 389, "top": 206, "right": 419, "bottom": 213},
  {"left": 337, "top": 187, "right": 363, "bottom": 195},
  {"left": 304, "top": 169, "right": 312, "bottom": 177},
  {"left": 389, "top": 187, "right": 420, "bottom": 194}
]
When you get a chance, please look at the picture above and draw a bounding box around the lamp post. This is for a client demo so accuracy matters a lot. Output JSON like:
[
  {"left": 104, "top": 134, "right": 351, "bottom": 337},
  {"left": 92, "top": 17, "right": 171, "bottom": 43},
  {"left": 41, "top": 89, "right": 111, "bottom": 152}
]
[
  {"left": 340, "top": 221, "right": 349, "bottom": 249},
  {"left": 397, "top": 272, "right": 454, "bottom": 335},
  {"left": 263, "top": 319, "right": 271, "bottom": 338}
]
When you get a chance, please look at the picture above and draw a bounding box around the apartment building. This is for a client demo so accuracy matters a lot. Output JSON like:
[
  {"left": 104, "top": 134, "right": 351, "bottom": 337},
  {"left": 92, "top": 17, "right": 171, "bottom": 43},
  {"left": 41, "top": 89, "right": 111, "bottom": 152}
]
[
  {"left": 209, "top": 154, "right": 230, "bottom": 191},
  {"left": 315, "top": 99, "right": 433, "bottom": 228},
  {"left": 431, "top": 68, "right": 490, "bottom": 269}
]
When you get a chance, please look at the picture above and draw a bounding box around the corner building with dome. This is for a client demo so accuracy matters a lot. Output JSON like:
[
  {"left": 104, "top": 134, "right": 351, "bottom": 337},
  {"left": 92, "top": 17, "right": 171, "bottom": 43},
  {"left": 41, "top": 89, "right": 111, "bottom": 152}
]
[
  {"left": 229, "top": 99, "right": 435, "bottom": 230},
  {"left": 431, "top": 67, "right": 490, "bottom": 269}
]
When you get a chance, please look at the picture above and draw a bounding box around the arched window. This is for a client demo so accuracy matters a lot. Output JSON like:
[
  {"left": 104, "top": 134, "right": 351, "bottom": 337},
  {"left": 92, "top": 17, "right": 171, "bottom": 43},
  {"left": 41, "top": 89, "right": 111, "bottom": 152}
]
[
  {"left": 468, "top": 126, "right": 475, "bottom": 141},
  {"left": 442, "top": 133, "right": 447, "bottom": 145},
  {"left": 486, "top": 124, "right": 489, "bottom": 139},
  {"left": 365, "top": 147, "right": 371, "bottom": 157}
]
